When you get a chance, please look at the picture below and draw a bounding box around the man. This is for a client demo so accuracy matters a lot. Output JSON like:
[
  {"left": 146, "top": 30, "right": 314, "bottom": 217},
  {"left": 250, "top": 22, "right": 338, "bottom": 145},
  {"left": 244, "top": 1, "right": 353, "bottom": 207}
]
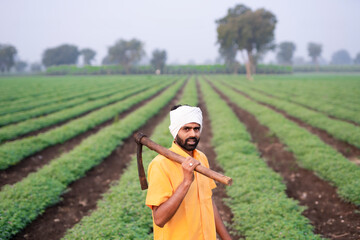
[{"left": 146, "top": 105, "right": 231, "bottom": 240}]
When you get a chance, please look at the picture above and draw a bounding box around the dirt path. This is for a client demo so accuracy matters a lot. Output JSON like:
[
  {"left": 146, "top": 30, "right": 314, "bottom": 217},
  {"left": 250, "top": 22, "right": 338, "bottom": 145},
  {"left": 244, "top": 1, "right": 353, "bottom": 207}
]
[
  {"left": 12, "top": 81, "right": 186, "bottom": 240},
  {"left": 196, "top": 80, "right": 242, "bottom": 240},
  {"left": 229, "top": 85, "right": 360, "bottom": 165},
  {"left": 0, "top": 86, "right": 170, "bottom": 188},
  {"left": 211, "top": 82, "right": 360, "bottom": 240}
]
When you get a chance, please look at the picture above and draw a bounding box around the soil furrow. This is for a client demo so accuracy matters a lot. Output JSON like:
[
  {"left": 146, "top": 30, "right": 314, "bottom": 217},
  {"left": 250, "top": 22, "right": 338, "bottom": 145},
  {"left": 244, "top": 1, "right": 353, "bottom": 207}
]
[
  {"left": 249, "top": 87, "right": 360, "bottom": 127},
  {"left": 196, "top": 80, "right": 242, "bottom": 240},
  {"left": 12, "top": 80, "right": 187, "bottom": 240},
  {"left": 211, "top": 82, "right": 360, "bottom": 240},
  {"left": 0, "top": 86, "right": 171, "bottom": 188},
  {"left": 230, "top": 85, "right": 360, "bottom": 164}
]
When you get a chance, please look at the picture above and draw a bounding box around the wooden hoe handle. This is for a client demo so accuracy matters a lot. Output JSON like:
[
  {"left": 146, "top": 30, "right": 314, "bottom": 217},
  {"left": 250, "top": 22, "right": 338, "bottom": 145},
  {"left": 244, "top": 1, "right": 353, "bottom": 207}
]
[{"left": 134, "top": 132, "right": 233, "bottom": 190}]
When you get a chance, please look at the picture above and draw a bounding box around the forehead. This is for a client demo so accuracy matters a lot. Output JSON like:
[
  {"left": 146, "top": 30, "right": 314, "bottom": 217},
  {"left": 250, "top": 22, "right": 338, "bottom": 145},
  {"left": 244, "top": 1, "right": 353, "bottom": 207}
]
[{"left": 181, "top": 122, "right": 200, "bottom": 128}]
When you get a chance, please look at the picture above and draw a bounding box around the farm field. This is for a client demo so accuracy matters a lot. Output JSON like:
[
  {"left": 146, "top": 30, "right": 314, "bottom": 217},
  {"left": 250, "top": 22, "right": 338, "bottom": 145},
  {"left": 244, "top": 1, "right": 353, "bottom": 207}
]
[{"left": 0, "top": 74, "right": 360, "bottom": 240}]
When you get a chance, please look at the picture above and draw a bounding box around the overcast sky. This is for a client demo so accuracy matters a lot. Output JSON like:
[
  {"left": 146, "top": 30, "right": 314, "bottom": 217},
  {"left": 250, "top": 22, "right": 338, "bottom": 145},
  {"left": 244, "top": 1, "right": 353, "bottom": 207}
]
[{"left": 1, "top": 0, "right": 359, "bottom": 65}]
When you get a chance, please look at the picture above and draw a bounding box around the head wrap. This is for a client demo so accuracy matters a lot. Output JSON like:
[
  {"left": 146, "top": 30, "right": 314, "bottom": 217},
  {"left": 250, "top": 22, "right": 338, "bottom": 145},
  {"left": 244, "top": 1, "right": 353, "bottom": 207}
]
[{"left": 169, "top": 106, "right": 203, "bottom": 139}]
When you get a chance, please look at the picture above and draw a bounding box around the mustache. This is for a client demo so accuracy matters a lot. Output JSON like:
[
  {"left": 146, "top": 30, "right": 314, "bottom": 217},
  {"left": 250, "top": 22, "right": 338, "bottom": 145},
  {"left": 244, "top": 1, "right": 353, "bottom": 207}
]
[{"left": 185, "top": 137, "right": 199, "bottom": 143}]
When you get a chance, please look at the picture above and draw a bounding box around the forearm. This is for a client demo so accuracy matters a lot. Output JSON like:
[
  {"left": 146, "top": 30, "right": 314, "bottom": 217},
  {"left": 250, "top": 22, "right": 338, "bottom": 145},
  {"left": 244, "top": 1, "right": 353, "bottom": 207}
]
[
  {"left": 152, "top": 180, "right": 192, "bottom": 227},
  {"left": 213, "top": 200, "right": 232, "bottom": 240}
]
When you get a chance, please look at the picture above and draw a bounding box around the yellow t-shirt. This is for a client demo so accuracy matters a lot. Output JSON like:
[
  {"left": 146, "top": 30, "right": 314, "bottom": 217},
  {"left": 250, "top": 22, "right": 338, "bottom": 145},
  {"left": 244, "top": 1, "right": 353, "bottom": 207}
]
[{"left": 146, "top": 142, "right": 217, "bottom": 240}]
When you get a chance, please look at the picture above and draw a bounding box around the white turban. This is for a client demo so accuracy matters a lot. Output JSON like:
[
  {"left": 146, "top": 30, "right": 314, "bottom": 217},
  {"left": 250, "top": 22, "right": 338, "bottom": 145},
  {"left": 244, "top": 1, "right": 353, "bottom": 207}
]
[{"left": 169, "top": 106, "right": 203, "bottom": 139}]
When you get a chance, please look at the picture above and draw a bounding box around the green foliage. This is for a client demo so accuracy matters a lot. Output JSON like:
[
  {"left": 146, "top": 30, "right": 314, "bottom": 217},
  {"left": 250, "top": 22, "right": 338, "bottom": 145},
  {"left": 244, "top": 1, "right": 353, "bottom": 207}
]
[
  {"left": 0, "top": 79, "right": 173, "bottom": 169},
  {"left": 0, "top": 79, "right": 184, "bottom": 239},
  {"left": 0, "top": 44, "right": 17, "bottom": 72},
  {"left": 103, "top": 39, "right": 145, "bottom": 73},
  {"left": 331, "top": 49, "right": 352, "bottom": 65},
  {"left": 224, "top": 78, "right": 360, "bottom": 148},
  {"left": 42, "top": 44, "right": 79, "bottom": 67},
  {"left": 276, "top": 42, "right": 296, "bottom": 65},
  {"left": 150, "top": 49, "right": 167, "bottom": 73},
  {"left": 211, "top": 78, "right": 360, "bottom": 205},
  {"left": 216, "top": 4, "right": 277, "bottom": 75},
  {"left": 45, "top": 64, "right": 292, "bottom": 75},
  {"left": 200, "top": 79, "right": 323, "bottom": 239},
  {"left": 80, "top": 48, "right": 96, "bottom": 65},
  {"left": 63, "top": 77, "right": 197, "bottom": 239},
  {"left": 307, "top": 42, "right": 322, "bottom": 64}
]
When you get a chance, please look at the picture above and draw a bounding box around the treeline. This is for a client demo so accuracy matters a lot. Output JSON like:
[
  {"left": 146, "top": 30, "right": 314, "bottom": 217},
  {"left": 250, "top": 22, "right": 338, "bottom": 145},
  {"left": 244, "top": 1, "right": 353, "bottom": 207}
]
[{"left": 45, "top": 64, "right": 293, "bottom": 75}]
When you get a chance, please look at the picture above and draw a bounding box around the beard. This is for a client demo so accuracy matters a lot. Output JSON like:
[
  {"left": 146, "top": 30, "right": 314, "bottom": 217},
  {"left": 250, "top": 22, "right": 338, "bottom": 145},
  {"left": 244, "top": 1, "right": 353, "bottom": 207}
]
[{"left": 175, "top": 135, "right": 200, "bottom": 152}]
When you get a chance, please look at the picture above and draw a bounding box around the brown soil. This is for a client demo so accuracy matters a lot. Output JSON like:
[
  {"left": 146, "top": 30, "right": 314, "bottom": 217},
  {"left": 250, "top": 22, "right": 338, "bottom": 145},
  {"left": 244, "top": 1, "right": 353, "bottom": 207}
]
[
  {"left": 12, "top": 81, "right": 187, "bottom": 240},
  {"left": 211, "top": 82, "right": 360, "bottom": 240},
  {"left": 229, "top": 86, "right": 360, "bottom": 165},
  {"left": 0, "top": 86, "right": 170, "bottom": 188},
  {"left": 196, "top": 80, "right": 243, "bottom": 240}
]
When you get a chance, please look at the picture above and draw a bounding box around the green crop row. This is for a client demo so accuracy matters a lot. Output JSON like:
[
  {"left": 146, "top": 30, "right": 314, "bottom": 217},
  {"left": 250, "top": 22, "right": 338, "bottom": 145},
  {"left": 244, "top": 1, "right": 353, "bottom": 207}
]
[
  {"left": 0, "top": 79, "right": 164, "bottom": 143},
  {"left": 0, "top": 79, "right": 184, "bottom": 240},
  {"left": 211, "top": 79, "right": 360, "bottom": 205},
  {"left": 0, "top": 75, "right": 94, "bottom": 103},
  {"left": 222, "top": 79, "right": 360, "bottom": 148},
  {"left": 0, "top": 79, "right": 174, "bottom": 170},
  {"left": 238, "top": 74, "right": 360, "bottom": 113},
  {"left": 234, "top": 77, "right": 360, "bottom": 124},
  {"left": 63, "top": 77, "right": 197, "bottom": 239},
  {"left": 293, "top": 65, "right": 360, "bottom": 73},
  {"left": 0, "top": 77, "right": 124, "bottom": 115},
  {"left": 0, "top": 81, "right": 141, "bottom": 126},
  {"left": 200, "top": 79, "right": 323, "bottom": 240}
]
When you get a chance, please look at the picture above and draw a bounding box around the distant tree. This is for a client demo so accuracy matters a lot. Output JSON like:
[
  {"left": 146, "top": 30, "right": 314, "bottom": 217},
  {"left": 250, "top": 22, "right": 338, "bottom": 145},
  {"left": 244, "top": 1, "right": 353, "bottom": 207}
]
[
  {"left": 354, "top": 53, "right": 360, "bottom": 64},
  {"left": 0, "top": 44, "right": 17, "bottom": 72},
  {"left": 307, "top": 42, "right": 322, "bottom": 65},
  {"left": 15, "top": 60, "right": 28, "bottom": 73},
  {"left": 42, "top": 44, "right": 79, "bottom": 67},
  {"left": 104, "top": 39, "right": 145, "bottom": 73},
  {"left": 30, "top": 62, "right": 43, "bottom": 73},
  {"left": 216, "top": 4, "right": 277, "bottom": 80},
  {"left": 219, "top": 44, "right": 239, "bottom": 74},
  {"left": 150, "top": 49, "right": 167, "bottom": 74},
  {"left": 80, "top": 48, "right": 96, "bottom": 65},
  {"left": 331, "top": 49, "right": 352, "bottom": 65},
  {"left": 276, "top": 41, "right": 296, "bottom": 65}
]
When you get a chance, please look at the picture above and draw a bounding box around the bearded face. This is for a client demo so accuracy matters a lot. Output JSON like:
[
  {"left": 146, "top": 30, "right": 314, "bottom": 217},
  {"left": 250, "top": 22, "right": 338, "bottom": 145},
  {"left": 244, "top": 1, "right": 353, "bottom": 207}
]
[{"left": 175, "top": 135, "right": 200, "bottom": 151}]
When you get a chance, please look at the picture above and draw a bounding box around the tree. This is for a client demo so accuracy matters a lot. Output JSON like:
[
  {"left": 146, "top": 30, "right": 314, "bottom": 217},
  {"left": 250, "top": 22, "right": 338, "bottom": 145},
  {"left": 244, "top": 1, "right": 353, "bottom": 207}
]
[
  {"left": 307, "top": 42, "right": 322, "bottom": 65},
  {"left": 276, "top": 41, "right": 296, "bottom": 65},
  {"left": 354, "top": 53, "right": 360, "bottom": 65},
  {"left": 216, "top": 4, "right": 277, "bottom": 80},
  {"left": 150, "top": 49, "right": 167, "bottom": 74},
  {"left": 42, "top": 44, "right": 79, "bottom": 67},
  {"left": 0, "top": 44, "right": 17, "bottom": 72},
  {"left": 219, "top": 44, "right": 239, "bottom": 74},
  {"left": 15, "top": 60, "right": 28, "bottom": 73},
  {"left": 331, "top": 49, "right": 352, "bottom": 65},
  {"left": 30, "top": 62, "right": 43, "bottom": 73},
  {"left": 80, "top": 48, "right": 96, "bottom": 65},
  {"left": 104, "top": 39, "right": 145, "bottom": 74}
]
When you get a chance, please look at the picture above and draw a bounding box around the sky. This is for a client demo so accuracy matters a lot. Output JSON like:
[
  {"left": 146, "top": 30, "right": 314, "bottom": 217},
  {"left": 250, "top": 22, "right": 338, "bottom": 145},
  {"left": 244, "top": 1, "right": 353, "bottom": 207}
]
[{"left": 1, "top": 0, "right": 360, "bottom": 65}]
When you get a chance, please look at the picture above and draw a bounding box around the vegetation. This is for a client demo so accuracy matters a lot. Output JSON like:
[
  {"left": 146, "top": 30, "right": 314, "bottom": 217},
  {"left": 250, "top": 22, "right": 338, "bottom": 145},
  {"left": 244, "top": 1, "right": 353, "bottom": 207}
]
[
  {"left": 276, "top": 41, "right": 296, "bottom": 65},
  {"left": 216, "top": 4, "right": 277, "bottom": 79},
  {"left": 42, "top": 44, "right": 79, "bottom": 67},
  {"left": 0, "top": 79, "right": 184, "bottom": 239},
  {"left": 63, "top": 77, "right": 198, "bottom": 239},
  {"left": 0, "top": 44, "right": 17, "bottom": 72},
  {"left": 201, "top": 79, "right": 323, "bottom": 239},
  {"left": 150, "top": 49, "right": 167, "bottom": 74}
]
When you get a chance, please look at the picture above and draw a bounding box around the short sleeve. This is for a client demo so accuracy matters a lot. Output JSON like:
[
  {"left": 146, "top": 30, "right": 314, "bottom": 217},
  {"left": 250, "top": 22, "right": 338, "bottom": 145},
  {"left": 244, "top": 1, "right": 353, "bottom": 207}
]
[{"left": 146, "top": 159, "right": 173, "bottom": 209}]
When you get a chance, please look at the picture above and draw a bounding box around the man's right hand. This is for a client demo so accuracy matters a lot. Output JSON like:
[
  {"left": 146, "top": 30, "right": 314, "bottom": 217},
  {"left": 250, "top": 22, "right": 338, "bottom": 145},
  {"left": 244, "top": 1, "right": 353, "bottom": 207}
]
[{"left": 181, "top": 157, "right": 201, "bottom": 184}]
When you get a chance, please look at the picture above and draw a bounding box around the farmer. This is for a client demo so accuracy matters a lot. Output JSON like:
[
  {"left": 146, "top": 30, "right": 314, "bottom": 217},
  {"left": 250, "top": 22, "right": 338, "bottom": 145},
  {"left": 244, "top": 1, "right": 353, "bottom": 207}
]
[{"left": 146, "top": 105, "right": 231, "bottom": 240}]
